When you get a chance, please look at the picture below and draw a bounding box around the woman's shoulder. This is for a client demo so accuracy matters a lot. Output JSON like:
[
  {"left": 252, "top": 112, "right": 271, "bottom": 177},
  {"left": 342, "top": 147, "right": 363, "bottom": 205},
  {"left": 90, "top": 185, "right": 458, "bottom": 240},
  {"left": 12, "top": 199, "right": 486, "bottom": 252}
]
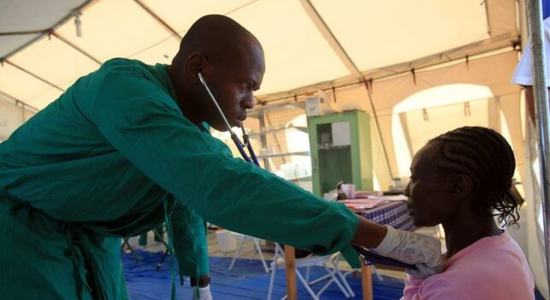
[
  {"left": 427, "top": 233, "right": 535, "bottom": 299},
  {"left": 447, "top": 232, "right": 524, "bottom": 266}
]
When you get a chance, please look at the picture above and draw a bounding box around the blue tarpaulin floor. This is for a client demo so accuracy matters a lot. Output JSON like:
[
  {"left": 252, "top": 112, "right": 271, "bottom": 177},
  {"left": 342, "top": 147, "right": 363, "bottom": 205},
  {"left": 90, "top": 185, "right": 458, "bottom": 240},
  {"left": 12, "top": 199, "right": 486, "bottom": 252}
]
[{"left": 122, "top": 250, "right": 406, "bottom": 299}]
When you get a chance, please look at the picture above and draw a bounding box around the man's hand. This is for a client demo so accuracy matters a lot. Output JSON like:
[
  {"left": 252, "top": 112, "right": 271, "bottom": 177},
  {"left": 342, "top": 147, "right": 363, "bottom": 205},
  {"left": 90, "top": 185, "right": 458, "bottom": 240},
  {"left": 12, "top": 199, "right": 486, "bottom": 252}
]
[{"left": 373, "top": 225, "right": 442, "bottom": 278}]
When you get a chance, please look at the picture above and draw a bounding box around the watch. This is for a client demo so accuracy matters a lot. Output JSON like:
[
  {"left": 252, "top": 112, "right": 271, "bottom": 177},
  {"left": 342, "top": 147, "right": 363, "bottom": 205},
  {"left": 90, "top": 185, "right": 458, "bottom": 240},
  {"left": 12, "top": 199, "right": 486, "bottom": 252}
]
[{"left": 190, "top": 275, "right": 211, "bottom": 288}]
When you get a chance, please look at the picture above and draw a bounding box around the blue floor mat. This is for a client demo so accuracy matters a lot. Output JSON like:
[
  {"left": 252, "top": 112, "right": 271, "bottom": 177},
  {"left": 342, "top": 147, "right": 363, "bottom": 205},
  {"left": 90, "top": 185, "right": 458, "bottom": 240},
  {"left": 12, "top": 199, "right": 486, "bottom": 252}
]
[{"left": 122, "top": 250, "right": 405, "bottom": 299}]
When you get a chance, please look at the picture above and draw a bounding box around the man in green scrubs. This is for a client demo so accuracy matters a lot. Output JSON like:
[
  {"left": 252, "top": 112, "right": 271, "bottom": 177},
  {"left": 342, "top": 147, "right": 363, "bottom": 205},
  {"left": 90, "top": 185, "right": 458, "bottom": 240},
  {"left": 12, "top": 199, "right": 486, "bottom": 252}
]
[{"left": 0, "top": 15, "right": 442, "bottom": 299}]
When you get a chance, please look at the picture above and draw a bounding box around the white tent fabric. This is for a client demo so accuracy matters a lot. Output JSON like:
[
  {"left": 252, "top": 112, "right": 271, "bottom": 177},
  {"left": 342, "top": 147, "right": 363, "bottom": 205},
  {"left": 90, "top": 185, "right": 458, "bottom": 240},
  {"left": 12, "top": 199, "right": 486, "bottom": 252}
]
[
  {"left": 525, "top": 121, "right": 549, "bottom": 299},
  {"left": 2, "top": 0, "right": 549, "bottom": 298},
  {"left": 0, "top": 92, "right": 36, "bottom": 141},
  {"left": 0, "top": 0, "right": 517, "bottom": 109}
]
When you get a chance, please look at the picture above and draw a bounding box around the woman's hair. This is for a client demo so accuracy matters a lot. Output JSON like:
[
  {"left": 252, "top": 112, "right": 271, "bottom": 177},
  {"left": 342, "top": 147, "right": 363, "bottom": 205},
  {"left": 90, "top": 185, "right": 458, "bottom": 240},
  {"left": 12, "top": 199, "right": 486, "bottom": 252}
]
[{"left": 427, "top": 126, "right": 520, "bottom": 226}]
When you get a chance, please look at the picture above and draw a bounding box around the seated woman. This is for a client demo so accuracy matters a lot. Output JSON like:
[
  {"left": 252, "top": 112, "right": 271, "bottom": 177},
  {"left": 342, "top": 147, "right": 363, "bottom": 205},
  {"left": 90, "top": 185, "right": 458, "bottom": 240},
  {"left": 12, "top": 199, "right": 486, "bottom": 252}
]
[{"left": 402, "top": 126, "right": 535, "bottom": 300}]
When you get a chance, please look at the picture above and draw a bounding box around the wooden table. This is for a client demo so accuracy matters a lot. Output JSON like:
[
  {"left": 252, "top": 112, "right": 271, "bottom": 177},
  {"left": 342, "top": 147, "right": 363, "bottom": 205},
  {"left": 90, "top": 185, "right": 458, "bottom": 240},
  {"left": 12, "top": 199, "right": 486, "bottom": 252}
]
[{"left": 283, "top": 201, "right": 414, "bottom": 300}]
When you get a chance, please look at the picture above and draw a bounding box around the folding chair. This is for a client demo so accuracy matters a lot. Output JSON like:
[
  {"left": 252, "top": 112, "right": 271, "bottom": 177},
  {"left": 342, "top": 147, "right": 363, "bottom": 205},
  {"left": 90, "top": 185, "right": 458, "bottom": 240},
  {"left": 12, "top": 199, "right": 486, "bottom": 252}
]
[
  {"left": 121, "top": 226, "right": 171, "bottom": 270},
  {"left": 121, "top": 237, "right": 141, "bottom": 263},
  {"left": 266, "top": 243, "right": 354, "bottom": 300},
  {"left": 150, "top": 226, "right": 171, "bottom": 271},
  {"left": 228, "top": 233, "right": 270, "bottom": 273}
]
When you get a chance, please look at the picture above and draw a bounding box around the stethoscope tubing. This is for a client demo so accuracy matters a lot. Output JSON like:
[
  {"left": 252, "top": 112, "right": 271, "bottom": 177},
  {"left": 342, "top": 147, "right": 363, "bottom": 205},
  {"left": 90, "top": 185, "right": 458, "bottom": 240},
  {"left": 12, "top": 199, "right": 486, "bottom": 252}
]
[
  {"left": 199, "top": 74, "right": 417, "bottom": 268},
  {"left": 198, "top": 73, "right": 259, "bottom": 167},
  {"left": 198, "top": 73, "right": 234, "bottom": 134}
]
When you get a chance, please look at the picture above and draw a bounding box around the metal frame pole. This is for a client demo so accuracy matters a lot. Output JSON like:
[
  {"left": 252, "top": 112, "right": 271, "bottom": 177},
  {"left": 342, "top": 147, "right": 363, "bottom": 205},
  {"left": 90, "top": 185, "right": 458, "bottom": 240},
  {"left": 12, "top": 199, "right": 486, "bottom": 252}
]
[{"left": 526, "top": 0, "right": 550, "bottom": 293}]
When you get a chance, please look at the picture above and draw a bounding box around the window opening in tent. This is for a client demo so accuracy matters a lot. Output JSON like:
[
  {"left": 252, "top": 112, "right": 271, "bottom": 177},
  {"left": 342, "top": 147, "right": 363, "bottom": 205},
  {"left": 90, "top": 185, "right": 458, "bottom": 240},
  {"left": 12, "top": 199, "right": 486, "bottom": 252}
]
[
  {"left": 211, "top": 122, "right": 262, "bottom": 167},
  {"left": 532, "top": 156, "right": 544, "bottom": 230},
  {"left": 369, "top": 119, "right": 386, "bottom": 192},
  {"left": 499, "top": 110, "right": 524, "bottom": 199},
  {"left": 372, "top": 173, "right": 381, "bottom": 191},
  {"left": 280, "top": 114, "right": 312, "bottom": 192},
  {"left": 392, "top": 84, "right": 494, "bottom": 179}
]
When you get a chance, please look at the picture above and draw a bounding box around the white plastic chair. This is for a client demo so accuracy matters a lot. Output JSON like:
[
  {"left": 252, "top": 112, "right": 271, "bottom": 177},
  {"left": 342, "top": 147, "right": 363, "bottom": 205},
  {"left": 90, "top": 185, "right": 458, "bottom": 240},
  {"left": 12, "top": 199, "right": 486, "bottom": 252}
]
[
  {"left": 228, "top": 233, "right": 270, "bottom": 273},
  {"left": 266, "top": 243, "right": 354, "bottom": 300}
]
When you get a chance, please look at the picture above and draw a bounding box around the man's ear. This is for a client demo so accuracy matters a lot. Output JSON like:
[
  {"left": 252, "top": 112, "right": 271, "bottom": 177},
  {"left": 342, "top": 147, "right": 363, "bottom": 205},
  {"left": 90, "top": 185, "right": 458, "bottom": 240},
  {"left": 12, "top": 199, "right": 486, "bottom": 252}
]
[
  {"left": 185, "top": 52, "right": 206, "bottom": 83},
  {"left": 452, "top": 174, "right": 473, "bottom": 201}
]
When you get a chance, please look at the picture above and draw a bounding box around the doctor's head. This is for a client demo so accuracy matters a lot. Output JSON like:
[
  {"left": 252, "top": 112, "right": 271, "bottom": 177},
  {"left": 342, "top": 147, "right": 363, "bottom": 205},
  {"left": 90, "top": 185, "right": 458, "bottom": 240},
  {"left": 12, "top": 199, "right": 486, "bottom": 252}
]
[
  {"left": 404, "top": 126, "right": 519, "bottom": 228},
  {"left": 168, "top": 14, "right": 265, "bottom": 131}
]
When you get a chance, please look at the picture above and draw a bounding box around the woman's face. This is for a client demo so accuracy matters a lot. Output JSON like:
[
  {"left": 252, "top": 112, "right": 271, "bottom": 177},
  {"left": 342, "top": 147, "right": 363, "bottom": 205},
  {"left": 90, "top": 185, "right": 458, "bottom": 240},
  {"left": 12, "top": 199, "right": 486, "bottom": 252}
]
[{"left": 404, "top": 144, "right": 458, "bottom": 227}]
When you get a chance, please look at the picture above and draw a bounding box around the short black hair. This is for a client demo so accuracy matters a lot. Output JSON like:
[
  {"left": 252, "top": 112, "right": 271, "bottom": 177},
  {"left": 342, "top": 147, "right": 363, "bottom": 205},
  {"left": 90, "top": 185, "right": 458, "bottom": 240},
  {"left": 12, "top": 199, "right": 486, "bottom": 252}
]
[
  {"left": 172, "top": 14, "right": 261, "bottom": 68},
  {"left": 427, "top": 126, "right": 520, "bottom": 226}
]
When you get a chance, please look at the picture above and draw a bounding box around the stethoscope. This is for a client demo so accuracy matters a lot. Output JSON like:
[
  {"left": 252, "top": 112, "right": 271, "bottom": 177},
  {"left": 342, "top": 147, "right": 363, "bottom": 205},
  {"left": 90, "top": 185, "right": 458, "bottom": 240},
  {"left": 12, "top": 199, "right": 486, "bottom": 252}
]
[
  {"left": 198, "top": 75, "right": 421, "bottom": 271},
  {"left": 198, "top": 73, "right": 260, "bottom": 166}
]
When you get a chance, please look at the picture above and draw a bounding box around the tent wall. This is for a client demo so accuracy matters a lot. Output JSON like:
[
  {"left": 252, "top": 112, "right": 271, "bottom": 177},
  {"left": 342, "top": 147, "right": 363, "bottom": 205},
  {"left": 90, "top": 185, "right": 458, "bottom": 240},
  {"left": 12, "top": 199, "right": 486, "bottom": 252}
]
[
  {"left": 514, "top": 0, "right": 550, "bottom": 297},
  {"left": 244, "top": 50, "right": 524, "bottom": 192},
  {"left": 0, "top": 94, "right": 36, "bottom": 141},
  {"left": 307, "top": 51, "right": 522, "bottom": 188},
  {"left": 2, "top": 0, "right": 548, "bottom": 296},
  {"left": 523, "top": 119, "right": 549, "bottom": 299},
  {"left": 0, "top": 0, "right": 520, "bottom": 109},
  {"left": 245, "top": 47, "right": 550, "bottom": 297}
]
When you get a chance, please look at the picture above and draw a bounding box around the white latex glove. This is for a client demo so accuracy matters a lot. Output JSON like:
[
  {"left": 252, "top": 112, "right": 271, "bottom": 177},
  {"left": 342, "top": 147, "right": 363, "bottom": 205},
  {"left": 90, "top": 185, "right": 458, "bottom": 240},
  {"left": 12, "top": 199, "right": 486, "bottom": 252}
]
[
  {"left": 373, "top": 225, "right": 442, "bottom": 278},
  {"left": 192, "top": 285, "right": 213, "bottom": 300}
]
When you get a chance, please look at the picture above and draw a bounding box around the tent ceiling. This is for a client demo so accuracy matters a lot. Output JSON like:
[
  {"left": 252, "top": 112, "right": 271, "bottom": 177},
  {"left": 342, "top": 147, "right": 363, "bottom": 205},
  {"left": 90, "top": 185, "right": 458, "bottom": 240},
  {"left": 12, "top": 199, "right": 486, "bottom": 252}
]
[
  {"left": 0, "top": 0, "right": 87, "bottom": 32},
  {"left": 0, "top": 0, "right": 518, "bottom": 109}
]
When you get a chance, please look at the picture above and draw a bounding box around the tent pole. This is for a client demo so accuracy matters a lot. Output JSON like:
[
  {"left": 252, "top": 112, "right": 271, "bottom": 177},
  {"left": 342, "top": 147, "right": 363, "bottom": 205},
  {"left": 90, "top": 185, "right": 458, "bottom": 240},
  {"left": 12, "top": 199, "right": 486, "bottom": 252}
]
[
  {"left": 363, "top": 82, "right": 394, "bottom": 180},
  {"left": 3, "top": 60, "right": 65, "bottom": 92},
  {"left": 526, "top": 0, "right": 550, "bottom": 293}
]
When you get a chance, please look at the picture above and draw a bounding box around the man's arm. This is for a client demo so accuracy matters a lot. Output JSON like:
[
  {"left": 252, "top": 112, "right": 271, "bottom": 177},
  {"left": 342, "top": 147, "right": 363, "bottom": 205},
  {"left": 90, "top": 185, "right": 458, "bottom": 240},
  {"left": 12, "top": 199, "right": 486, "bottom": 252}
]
[
  {"left": 171, "top": 201, "right": 209, "bottom": 284},
  {"left": 92, "top": 72, "right": 442, "bottom": 270}
]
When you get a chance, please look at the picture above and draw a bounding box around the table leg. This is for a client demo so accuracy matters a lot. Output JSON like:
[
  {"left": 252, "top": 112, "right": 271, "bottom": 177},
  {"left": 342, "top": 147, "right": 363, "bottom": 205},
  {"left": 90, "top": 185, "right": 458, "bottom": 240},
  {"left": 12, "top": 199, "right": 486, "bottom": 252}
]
[
  {"left": 284, "top": 246, "right": 297, "bottom": 300},
  {"left": 362, "top": 263, "right": 373, "bottom": 300}
]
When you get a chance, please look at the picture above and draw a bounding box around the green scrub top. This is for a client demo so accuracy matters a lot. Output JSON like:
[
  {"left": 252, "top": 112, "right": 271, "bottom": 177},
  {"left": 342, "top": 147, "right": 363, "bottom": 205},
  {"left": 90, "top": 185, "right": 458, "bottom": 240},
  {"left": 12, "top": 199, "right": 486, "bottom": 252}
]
[{"left": 0, "top": 58, "right": 359, "bottom": 299}]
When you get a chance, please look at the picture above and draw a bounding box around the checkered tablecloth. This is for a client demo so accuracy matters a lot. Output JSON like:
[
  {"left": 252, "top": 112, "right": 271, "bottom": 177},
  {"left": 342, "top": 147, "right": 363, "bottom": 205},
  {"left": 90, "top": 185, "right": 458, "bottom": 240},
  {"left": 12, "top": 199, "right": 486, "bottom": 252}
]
[{"left": 358, "top": 201, "right": 415, "bottom": 232}]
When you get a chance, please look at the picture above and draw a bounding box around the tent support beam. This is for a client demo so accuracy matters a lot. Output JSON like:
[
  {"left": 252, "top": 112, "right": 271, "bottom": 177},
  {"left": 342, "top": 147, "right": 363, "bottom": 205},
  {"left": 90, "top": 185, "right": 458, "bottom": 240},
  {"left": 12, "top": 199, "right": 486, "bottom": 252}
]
[
  {"left": 0, "top": 0, "right": 97, "bottom": 61},
  {"left": 0, "top": 91, "right": 39, "bottom": 112},
  {"left": 51, "top": 32, "right": 102, "bottom": 65},
  {"left": 1, "top": 34, "right": 46, "bottom": 61},
  {"left": 299, "top": 0, "right": 395, "bottom": 178},
  {"left": 483, "top": 0, "right": 492, "bottom": 35},
  {"left": 257, "top": 45, "right": 516, "bottom": 104},
  {"left": 134, "top": 0, "right": 182, "bottom": 39},
  {"left": 4, "top": 59, "right": 65, "bottom": 93},
  {"left": 398, "top": 113, "right": 414, "bottom": 161},
  {"left": 526, "top": 0, "right": 550, "bottom": 294},
  {"left": 0, "top": 30, "right": 49, "bottom": 36},
  {"left": 299, "top": 0, "right": 363, "bottom": 81},
  {"left": 364, "top": 82, "right": 394, "bottom": 180}
]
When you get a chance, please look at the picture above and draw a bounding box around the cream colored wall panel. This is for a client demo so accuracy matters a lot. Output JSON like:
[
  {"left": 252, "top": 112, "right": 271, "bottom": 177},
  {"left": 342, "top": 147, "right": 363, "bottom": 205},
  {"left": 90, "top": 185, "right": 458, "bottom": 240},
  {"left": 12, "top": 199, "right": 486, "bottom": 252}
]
[
  {"left": 0, "top": 63, "right": 56, "bottom": 104},
  {"left": 9, "top": 36, "right": 99, "bottom": 87},
  {"left": 406, "top": 99, "right": 489, "bottom": 154},
  {"left": 142, "top": 0, "right": 253, "bottom": 34},
  {"left": 128, "top": 37, "right": 181, "bottom": 66},
  {"left": 0, "top": 34, "right": 41, "bottom": 58},
  {"left": 231, "top": 0, "right": 348, "bottom": 95},
  {"left": 56, "top": 0, "right": 173, "bottom": 61},
  {"left": 0, "top": 98, "right": 24, "bottom": 140},
  {"left": 0, "top": 0, "right": 87, "bottom": 32},
  {"left": 24, "top": 88, "right": 64, "bottom": 110},
  {"left": 1, "top": 0, "right": 521, "bottom": 102},
  {"left": 311, "top": 0, "right": 488, "bottom": 71}
]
